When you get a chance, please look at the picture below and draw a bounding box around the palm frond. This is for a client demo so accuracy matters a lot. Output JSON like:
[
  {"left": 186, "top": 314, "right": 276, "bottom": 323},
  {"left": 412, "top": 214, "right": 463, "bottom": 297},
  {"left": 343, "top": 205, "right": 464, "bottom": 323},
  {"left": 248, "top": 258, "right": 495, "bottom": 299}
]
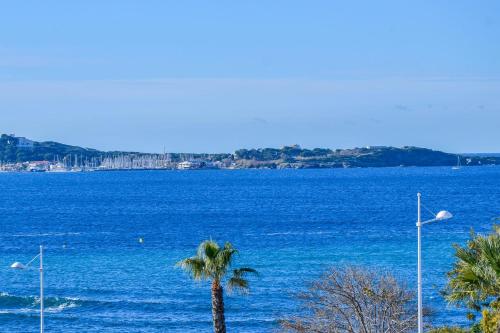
[
  {"left": 213, "top": 243, "right": 238, "bottom": 278},
  {"left": 446, "top": 225, "right": 500, "bottom": 310},
  {"left": 234, "top": 267, "right": 259, "bottom": 277},
  {"left": 176, "top": 257, "right": 207, "bottom": 280},
  {"left": 227, "top": 267, "right": 259, "bottom": 293},
  {"left": 178, "top": 240, "right": 258, "bottom": 295},
  {"left": 228, "top": 277, "right": 249, "bottom": 293},
  {"left": 197, "top": 240, "right": 220, "bottom": 260}
]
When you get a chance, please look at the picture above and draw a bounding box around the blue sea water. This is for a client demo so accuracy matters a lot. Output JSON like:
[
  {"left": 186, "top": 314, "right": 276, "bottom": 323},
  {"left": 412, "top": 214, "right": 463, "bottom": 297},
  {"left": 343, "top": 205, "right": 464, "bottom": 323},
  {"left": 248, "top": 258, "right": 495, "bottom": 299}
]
[{"left": 0, "top": 167, "right": 499, "bottom": 332}]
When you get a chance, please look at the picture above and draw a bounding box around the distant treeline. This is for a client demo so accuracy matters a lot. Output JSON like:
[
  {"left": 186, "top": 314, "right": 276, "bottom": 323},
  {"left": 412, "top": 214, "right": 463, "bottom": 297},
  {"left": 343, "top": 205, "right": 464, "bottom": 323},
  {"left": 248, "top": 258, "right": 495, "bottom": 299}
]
[
  {"left": 234, "top": 145, "right": 500, "bottom": 168},
  {"left": 1, "top": 134, "right": 500, "bottom": 168},
  {"left": 0, "top": 134, "right": 103, "bottom": 162},
  {"left": 235, "top": 145, "right": 334, "bottom": 161},
  {"left": 0, "top": 134, "right": 229, "bottom": 164}
]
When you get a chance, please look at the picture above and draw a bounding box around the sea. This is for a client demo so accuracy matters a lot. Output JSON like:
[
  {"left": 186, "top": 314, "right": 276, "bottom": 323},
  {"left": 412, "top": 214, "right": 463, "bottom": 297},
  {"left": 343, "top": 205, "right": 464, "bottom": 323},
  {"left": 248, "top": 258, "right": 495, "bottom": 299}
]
[{"left": 0, "top": 166, "right": 499, "bottom": 332}]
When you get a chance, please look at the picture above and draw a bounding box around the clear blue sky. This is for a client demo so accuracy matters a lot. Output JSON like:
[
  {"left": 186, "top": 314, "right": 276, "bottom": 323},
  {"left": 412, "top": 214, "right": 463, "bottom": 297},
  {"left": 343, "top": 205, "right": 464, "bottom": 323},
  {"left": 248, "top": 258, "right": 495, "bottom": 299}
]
[{"left": 1, "top": 1, "right": 499, "bottom": 153}]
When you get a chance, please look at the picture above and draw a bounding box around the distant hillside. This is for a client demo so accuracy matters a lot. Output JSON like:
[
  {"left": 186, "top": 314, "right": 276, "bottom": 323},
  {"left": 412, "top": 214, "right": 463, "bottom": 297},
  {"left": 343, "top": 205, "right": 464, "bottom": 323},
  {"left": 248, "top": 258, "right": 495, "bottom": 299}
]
[
  {"left": 1, "top": 134, "right": 499, "bottom": 168},
  {"left": 233, "top": 145, "right": 500, "bottom": 168},
  {"left": 0, "top": 134, "right": 106, "bottom": 162},
  {"left": 0, "top": 134, "right": 228, "bottom": 164}
]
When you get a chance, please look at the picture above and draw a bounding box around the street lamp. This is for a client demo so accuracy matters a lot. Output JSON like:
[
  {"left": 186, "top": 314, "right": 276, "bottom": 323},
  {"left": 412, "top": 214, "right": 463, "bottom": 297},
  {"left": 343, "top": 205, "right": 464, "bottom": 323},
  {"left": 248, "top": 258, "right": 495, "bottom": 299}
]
[
  {"left": 10, "top": 245, "right": 45, "bottom": 333},
  {"left": 416, "top": 193, "right": 452, "bottom": 333}
]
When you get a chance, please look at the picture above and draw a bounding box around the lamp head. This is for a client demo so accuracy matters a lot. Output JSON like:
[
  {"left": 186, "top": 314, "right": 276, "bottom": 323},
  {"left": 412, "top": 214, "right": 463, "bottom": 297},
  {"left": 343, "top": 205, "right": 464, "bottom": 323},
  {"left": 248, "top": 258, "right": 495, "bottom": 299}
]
[
  {"left": 436, "top": 210, "right": 453, "bottom": 221},
  {"left": 10, "top": 262, "right": 25, "bottom": 269}
]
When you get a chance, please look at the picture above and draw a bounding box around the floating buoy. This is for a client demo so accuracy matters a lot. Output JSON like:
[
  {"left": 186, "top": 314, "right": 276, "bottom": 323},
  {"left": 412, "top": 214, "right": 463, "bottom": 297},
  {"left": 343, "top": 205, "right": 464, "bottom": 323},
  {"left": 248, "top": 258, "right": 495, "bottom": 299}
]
[{"left": 138, "top": 237, "right": 144, "bottom": 244}]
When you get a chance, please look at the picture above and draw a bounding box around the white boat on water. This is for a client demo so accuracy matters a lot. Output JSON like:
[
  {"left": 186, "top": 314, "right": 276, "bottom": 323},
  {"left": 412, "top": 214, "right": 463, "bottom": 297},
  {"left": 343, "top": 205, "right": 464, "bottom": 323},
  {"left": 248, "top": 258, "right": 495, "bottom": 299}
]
[
  {"left": 49, "top": 162, "right": 69, "bottom": 172},
  {"left": 452, "top": 156, "right": 461, "bottom": 170},
  {"left": 177, "top": 161, "right": 201, "bottom": 170}
]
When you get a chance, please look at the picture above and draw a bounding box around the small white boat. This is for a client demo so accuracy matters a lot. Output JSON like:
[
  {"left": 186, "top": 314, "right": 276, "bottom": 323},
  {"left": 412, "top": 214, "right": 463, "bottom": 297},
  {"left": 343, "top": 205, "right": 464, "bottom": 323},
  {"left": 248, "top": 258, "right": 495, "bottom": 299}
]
[
  {"left": 452, "top": 156, "right": 461, "bottom": 170},
  {"left": 49, "top": 162, "right": 69, "bottom": 172}
]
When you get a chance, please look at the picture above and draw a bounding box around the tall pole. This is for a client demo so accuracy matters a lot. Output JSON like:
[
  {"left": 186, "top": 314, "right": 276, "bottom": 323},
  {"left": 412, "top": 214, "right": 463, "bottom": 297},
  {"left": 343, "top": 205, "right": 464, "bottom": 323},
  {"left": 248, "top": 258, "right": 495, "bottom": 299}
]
[
  {"left": 417, "top": 193, "right": 423, "bottom": 333},
  {"left": 39, "top": 245, "right": 44, "bottom": 333}
]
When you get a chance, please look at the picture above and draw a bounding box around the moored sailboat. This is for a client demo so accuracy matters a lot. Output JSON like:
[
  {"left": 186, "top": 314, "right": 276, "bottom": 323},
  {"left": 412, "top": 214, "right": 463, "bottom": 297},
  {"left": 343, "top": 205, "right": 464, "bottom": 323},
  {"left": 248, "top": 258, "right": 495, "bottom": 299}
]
[{"left": 452, "top": 156, "right": 461, "bottom": 170}]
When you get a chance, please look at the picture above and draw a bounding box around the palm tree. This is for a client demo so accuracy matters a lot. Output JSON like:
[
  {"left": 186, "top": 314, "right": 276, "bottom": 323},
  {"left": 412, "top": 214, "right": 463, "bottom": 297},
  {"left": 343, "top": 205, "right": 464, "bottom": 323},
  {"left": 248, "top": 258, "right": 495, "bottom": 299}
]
[
  {"left": 446, "top": 225, "right": 500, "bottom": 332},
  {"left": 176, "top": 240, "right": 258, "bottom": 333}
]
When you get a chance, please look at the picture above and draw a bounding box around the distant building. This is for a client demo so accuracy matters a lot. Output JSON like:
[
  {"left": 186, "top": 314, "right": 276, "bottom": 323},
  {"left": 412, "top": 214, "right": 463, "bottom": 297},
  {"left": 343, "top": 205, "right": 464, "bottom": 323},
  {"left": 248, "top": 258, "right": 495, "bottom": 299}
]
[{"left": 16, "top": 137, "right": 35, "bottom": 149}]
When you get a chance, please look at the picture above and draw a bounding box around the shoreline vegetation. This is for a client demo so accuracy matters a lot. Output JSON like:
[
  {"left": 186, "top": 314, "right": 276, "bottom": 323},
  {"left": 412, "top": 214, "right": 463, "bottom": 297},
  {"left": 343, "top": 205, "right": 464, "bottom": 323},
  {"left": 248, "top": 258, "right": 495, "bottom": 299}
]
[
  {"left": 1, "top": 134, "right": 500, "bottom": 172},
  {"left": 181, "top": 226, "right": 500, "bottom": 333}
]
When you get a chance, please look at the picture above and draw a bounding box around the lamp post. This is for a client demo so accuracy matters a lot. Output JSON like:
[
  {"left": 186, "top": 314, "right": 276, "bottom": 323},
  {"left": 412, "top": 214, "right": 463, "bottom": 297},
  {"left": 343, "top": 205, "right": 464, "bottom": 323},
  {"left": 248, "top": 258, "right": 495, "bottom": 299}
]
[
  {"left": 10, "top": 245, "right": 44, "bottom": 333},
  {"left": 416, "top": 193, "right": 452, "bottom": 333}
]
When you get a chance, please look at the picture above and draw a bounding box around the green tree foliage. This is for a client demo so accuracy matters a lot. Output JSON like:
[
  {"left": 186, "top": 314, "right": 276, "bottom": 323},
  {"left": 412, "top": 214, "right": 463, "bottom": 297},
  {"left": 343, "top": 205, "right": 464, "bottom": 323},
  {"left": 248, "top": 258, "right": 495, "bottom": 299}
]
[
  {"left": 0, "top": 134, "right": 103, "bottom": 163},
  {"left": 446, "top": 225, "right": 500, "bottom": 332},
  {"left": 176, "top": 240, "right": 257, "bottom": 333},
  {"left": 235, "top": 146, "right": 329, "bottom": 161},
  {"left": 0, "top": 134, "right": 18, "bottom": 161}
]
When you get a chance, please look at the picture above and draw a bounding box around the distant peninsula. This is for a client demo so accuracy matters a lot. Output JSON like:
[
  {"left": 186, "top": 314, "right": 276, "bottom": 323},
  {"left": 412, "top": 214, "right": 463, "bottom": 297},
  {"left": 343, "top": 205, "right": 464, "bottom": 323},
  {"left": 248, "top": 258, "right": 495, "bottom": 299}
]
[{"left": 1, "top": 134, "right": 499, "bottom": 172}]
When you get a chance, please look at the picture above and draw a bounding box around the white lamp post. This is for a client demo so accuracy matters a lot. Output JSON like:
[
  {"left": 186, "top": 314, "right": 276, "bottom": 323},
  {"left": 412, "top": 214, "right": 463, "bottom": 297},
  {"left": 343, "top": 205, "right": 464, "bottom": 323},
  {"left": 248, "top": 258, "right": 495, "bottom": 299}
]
[
  {"left": 416, "top": 193, "right": 452, "bottom": 333},
  {"left": 10, "top": 245, "right": 44, "bottom": 333}
]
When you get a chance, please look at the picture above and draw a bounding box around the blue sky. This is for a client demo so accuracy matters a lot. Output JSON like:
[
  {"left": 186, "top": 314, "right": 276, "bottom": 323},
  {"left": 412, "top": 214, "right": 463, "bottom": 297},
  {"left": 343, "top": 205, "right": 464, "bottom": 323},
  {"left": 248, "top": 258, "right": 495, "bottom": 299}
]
[{"left": 1, "top": 1, "right": 499, "bottom": 153}]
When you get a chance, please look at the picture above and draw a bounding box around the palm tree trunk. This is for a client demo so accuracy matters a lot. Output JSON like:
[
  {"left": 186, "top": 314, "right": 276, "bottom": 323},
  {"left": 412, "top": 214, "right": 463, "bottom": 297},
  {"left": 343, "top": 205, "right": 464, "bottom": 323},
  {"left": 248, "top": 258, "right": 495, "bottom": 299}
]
[{"left": 211, "top": 280, "right": 226, "bottom": 333}]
